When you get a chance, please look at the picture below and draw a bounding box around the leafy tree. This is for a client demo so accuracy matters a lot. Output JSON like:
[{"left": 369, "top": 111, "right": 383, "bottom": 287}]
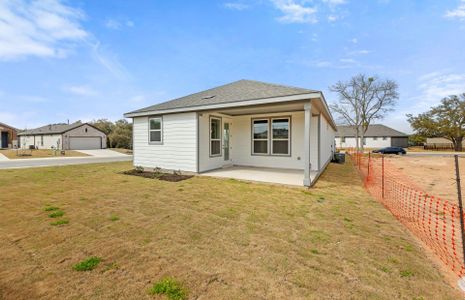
[
  {"left": 407, "top": 95, "right": 465, "bottom": 152},
  {"left": 330, "top": 74, "right": 399, "bottom": 151},
  {"left": 408, "top": 134, "right": 426, "bottom": 146},
  {"left": 92, "top": 119, "right": 115, "bottom": 147},
  {"left": 109, "top": 119, "right": 132, "bottom": 149},
  {"left": 91, "top": 118, "right": 132, "bottom": 149}
]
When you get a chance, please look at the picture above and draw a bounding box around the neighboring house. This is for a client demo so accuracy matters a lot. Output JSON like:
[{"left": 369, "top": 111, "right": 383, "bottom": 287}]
[
  {"left": 335, "top": 124, "right": 408, "bottom": 148},
  {"left": 425, "top": 137, "right": 465, "bottom": 149},
  {"left": 0, "top": 122, "right": 18, "bottom": 149},
  {"left": 18, "top": 122, "right": 107, "bottom": 150},
  {"left": 124, "top": 79, "right": 337, "bottom": 186}
]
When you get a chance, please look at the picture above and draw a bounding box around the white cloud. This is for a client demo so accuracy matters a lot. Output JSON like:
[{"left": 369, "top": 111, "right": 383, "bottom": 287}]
[
  {"left": 415, "top": 72, "right": 465, "bottom": 107},
  {"left": 271, "top": 0, "right": 318, "bottom": 24},
  {"left": 323, "top": 0, "right": 346, "bottom": 7},
  {"left": 445, "top": 0, "right": 465, "bottom": 20},
  {"left": 65, "top": 85, "right": 98, "bottom": 97},
  {"left": 327, "top": 15, "right": 338, "bottom": 22},
  {"left": 224, "top": 2, "right": 250, "bottom": 10},
  {"left": 0, "top": 0, "right": 129, "bottom": 79},
  {"left": 0, "top": 0, "right": 87, "bottom": 60},
  {"left": 268, "top": 1, "right": 349, "bottom": 24},
  {"left": 104, "top": 18, "right": 135, "bottom": 30},
  {"left": 347, "top": 49, "right": 371, "bottom": 56}
]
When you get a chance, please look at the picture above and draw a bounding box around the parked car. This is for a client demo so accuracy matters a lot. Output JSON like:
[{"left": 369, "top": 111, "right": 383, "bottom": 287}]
[{"left": 372, "top": 147, "right": 406, "bottom": 155}]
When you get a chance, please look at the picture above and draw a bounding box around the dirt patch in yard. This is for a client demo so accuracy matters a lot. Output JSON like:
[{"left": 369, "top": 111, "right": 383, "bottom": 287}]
[
  {"left": 122, "top": 169, "right": 193, "bottom": 182},
  {"left": 386, "top": 155, "right": 465, "bottom": 202},
  {"left": 0, "top": 161, "right": 462, "bottom": 299}
]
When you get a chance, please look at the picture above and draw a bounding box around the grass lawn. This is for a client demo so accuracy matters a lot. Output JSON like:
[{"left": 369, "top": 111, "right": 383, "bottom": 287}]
[
  {"left": 0, "top": 149, "right": 88, "bottom": 159},
  {"left": 0, "top": 161, "right": 461, "bottom": 299}
]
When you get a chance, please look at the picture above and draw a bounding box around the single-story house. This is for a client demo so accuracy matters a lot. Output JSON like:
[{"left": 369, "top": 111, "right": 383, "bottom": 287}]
[
  {"left": 335, "top": 124, "right": 408, "bottom": 148},
  {"left": 124, "top": 79, "right": 337, "bottom": 186},
  {"left": 0, "top": 122, "right": 18, "bottom": 149},
  {"left": 425, "top": 137, "right": 464, "bottom": 149},
  {"left": 18, "top": 122, "right": 107, "bottom": 150}
]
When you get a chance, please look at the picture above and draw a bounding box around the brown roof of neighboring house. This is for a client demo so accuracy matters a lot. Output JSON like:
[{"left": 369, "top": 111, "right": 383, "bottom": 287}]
[
  {"left": 0, "top": 122, "right": 18, "bottom": 131},
  {"left": 335, "top": 124, "right": 408, "bottom": 137}
]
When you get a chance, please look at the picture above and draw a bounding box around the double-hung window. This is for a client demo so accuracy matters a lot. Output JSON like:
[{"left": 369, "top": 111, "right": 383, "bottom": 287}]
[
  {"left": 149, "top": 117, "right": 163, "bottom": 143},
  {"left": 252, "top": 119, "right": 269, "bottom": 155},
  {"left": 210, "top": 117, "right": 221, "bottom": 156},
  {"left": 271, "top": 118, "right": 290, "bottom": 155},
  {"left": 252, "top": 117, "right": 290, "bottom": 156}
]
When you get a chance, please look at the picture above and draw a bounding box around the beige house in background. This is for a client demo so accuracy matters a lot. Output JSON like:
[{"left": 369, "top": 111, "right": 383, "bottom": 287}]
[
  {"left": 18, "top": 122, "right": 107, "bottom": 150},
  {"left": 426, "top": 137, "right": 465, "bottom": 147}
]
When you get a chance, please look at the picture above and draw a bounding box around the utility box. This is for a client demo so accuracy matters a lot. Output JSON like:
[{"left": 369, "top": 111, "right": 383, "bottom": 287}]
[{"left": 335, "top": 153, "right": 345, "bottom": 164}]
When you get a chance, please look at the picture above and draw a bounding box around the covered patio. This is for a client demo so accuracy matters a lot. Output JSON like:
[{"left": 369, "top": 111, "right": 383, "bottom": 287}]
[{"left": 201, "top": 166, "right": 318, "bottom": 186}]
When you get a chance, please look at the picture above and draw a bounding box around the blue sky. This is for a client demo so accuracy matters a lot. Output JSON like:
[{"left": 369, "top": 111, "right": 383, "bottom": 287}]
[{"left": 1, "top": 0, "right": 465, "bottom": 132}]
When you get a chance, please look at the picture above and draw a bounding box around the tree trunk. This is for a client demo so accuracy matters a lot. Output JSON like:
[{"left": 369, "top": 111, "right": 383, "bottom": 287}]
[
  {"left": 360, "top": 130, "right": 365, "bottom": 152},
  {"left": 455, "top": 136, "right": 463, "bottom": 152},
  {"left": 355, "top": 129, "right": 360, "bottom": 152}
]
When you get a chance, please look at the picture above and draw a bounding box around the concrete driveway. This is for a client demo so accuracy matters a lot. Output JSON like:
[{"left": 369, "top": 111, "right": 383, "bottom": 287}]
[
  {"left": 0, "top": 149, "right": 132, "bottom": 169},
  {"left": 75, "top": 149, "right": 130, "bottom": 157}
]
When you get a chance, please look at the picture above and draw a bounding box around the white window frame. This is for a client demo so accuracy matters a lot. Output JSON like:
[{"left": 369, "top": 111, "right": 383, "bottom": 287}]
[
  {"left": 252, "top": 118, "right": 270, "bottom": 155},
  {"left": 271, "top": 117, "right": 291, "bottom": 156},
  {"left": 148, "top": 117, "right": 163, "bottom": 144},
  {"left": 209, "top": 116, "right": 222, "bottom": 157}
]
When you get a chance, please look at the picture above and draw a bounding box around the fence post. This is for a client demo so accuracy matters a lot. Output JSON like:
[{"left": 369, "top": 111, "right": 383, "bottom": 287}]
[
  {"left": 382, "top": 155, "right": 385, "bottom": 199},
  {"left": 367, "top": 152, "right": 371, "bottom": 177},
  {"left": 454, "top": 155, "right": 465, "bottom": 291}
]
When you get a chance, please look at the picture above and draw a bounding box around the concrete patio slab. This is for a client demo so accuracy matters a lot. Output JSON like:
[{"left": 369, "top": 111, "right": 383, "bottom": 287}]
[{"left": 201, "top": 166, "right": 317, "bottom": 186}]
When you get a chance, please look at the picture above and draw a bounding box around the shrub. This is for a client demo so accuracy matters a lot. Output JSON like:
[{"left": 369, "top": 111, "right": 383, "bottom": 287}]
[
  {"left": 109, "top": 215, "right": 120, "bottom": 221},
  {"left": 50, "top": 219, "right": 69, "bottom": 226},
  {"left": 149, "top": 277, "right": 187, "bottom": 300},
  {"left": 73, "top": 257, "right": 102, "bottom": 271},
  {"left": 44, "top": 206, "right": 59, "bottom": 211},
  {"left": 135, "top": 166, "right": 144, "bottom": 173},
  {"left": 49, "top": 210, "right": 65, "bottom": 218}
]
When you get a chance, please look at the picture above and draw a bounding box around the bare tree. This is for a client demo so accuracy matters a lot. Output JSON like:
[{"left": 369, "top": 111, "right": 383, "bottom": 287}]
[{"left": 330, "top": 74, "right": 399, "bottom": 151}]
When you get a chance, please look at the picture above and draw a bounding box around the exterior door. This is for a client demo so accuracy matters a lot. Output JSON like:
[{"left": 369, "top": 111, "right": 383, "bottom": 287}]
[
  {"left": 223, "top": 122, "right": 231, "bottom": 164},
  {"left": 1, "top": 132, "right": 8, "bottom": 148}
]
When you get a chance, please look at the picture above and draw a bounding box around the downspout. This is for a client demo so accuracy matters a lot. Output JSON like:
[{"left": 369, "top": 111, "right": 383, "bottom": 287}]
[{"left": 196, "top": 112, "right": 200, "bottom": 173}]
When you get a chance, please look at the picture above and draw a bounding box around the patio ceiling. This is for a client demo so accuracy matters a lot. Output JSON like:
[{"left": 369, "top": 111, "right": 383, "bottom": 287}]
[{"left": 215, "top": 100, "right": 316, "bottom": 116}]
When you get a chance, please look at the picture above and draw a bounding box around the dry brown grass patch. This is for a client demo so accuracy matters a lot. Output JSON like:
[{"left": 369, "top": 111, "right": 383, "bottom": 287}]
[{"left": 0, "top": 161, "right": 462, "bottom": 299}]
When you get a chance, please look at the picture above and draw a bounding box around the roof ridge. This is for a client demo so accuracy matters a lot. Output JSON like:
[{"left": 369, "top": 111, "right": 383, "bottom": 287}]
[{"left": 126, "top": 79, "right": 318, "bottom": 115}]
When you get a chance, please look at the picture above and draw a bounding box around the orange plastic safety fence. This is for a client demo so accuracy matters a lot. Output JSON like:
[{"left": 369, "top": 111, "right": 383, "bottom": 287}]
[{"left": 346, "top": 149, "right": 465, "bottom": 277}]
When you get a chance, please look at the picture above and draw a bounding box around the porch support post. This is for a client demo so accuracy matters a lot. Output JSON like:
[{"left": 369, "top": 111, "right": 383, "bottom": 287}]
[{"left": 303, "top": 102, "right": 312, "bottom": 186}]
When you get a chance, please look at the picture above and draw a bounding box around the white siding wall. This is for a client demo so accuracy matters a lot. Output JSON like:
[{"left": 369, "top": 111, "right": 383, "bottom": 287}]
[
  {"left": 320, "top": 116, "right": 335, "bottom": 168},
  {"left": 133, "top": 113, "right": 197, "bottom": 172},
  {"left": 335, "top": 137, "right": 391, "bottom": 148},
  {"left": 63, "top": 124, "right": 107, "bottom": 149},
  {"left": 198, "top": 110, "right": 335, "bottom": 172},
  {"left": 198, "top": 113, "right": 232, "bottom": 172},
  {"left": 19, "top": 134, "right": 62, "bottom": 149},
  {"left": 310, "top": 115, "right": 319, "bottom": 171}
]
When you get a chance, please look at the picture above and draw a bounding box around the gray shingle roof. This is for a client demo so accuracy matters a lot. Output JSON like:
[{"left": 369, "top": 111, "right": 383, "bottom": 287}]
[
  {"left": 126, "top": 79, "right": 318, "bottom": 115},
  {"left": 335, "top": 125, "right": 407, "bottom": 137},
  {"left": 18, "top": 122, "right": 84, "bottom": 136}
]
